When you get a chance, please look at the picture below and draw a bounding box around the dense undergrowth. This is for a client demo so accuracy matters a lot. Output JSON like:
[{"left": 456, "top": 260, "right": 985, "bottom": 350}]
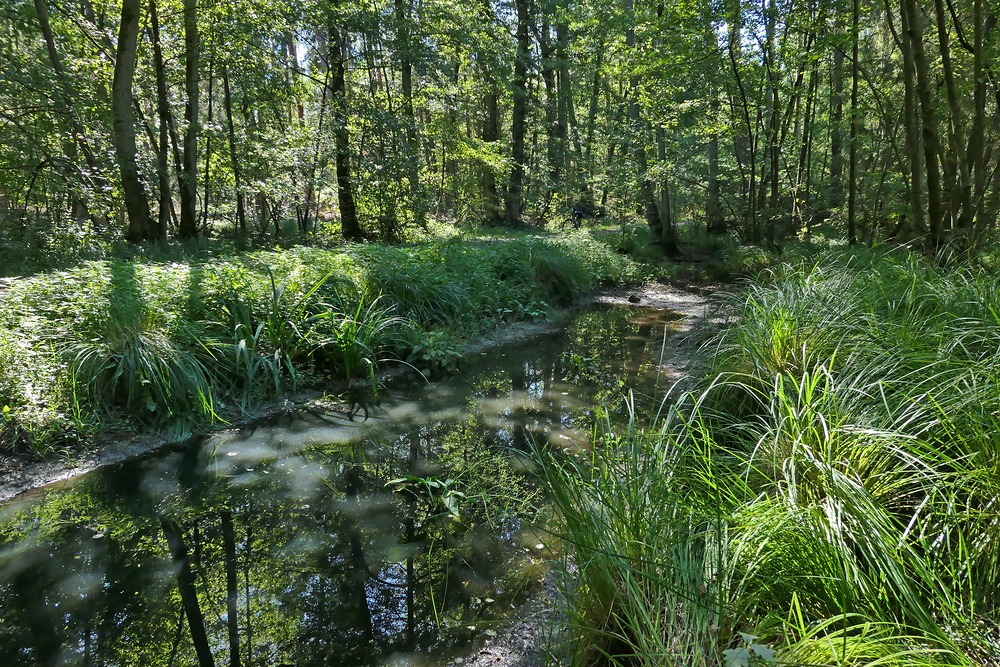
[
  {"left": 542, "top": 247, "right": 1000, "bottom": 665},
  {"left": 0, "top": 228, "right": 644, "bottom": 456}
]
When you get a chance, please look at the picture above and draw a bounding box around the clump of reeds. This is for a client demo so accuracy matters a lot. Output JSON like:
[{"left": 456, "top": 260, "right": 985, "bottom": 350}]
[{"left": 541, "top": 247, "right": 1000, "bottom": 666}]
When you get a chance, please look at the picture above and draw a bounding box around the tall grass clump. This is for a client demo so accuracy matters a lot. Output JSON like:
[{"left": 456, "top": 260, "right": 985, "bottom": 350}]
[
  {"left": 541, "top": 248, "right": 1000, "bottom": 665},
  {"left": 0, "top": 228, "right": 642, "bottom": 453}
]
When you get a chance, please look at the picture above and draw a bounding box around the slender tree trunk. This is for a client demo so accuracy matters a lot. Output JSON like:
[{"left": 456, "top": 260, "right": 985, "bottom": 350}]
[
  {"left": 830, "top": 35, "right": 845, "bottom": 210},
  {"left": 178, "top": 0, "right": 200, "bottom": 239},
  {"left": 200, "top": 34, "right": 216, "bottom": 231},
  {"left": 112, "top": 0, "right": 151, "bottom": 242},
  {"left": 539, "top": 18, "right": 560, "bottom": 188},
  {"left": 34, "top": 0, "right": 107, "bottom": 226},
  {"left": 656, "top": 124, "right": 678, "bottom": 252},
  {"left": 557, "top": 21, "right": 583, "bottom": 169},
  {"left": 888, "top": 0, "right": 924, "bottom": 237},
  {"left": 507, "top": 0, "right": 530, "bottom": 223},
  {"left": 480, "top": 26, "right": 503, "bottom": 226},
  {"left": 932, "top": 0, "right": 972, "bottom": 231},
  {"left": 847, "top": 0, "right": 860, "bottom": 244},
  {"left": 221, "top": 511, "right": 242, "bottom": 667},
  {"left": 396, "top": 0, "right": 422, "bottom": 222},
  {"left": 150, "top": 0, "right": 171, "bottom": 241},
  {"left": 795, "top": 56, "right": 820, "bottom": 231},
  {"left": 584, "top": 47, "right": 603, "bottom": 181},
  {"left": 222, "top": 68, "right": 246, "bottom": 235},
  {"left": 624, "top": 0, "right": 662, "bottom": 246},
  {"left": 704, "top": 15, "right": 724, "bottom": 233},
  {"left": 329, "top": 22, "right": 363, "bottom": 241},
  {"left": 902, "top": 0, "right": 946, "bottom": 249}
]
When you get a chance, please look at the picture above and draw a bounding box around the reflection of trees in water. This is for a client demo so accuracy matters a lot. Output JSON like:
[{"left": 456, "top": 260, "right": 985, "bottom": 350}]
[
  {"left": 0, "top": 305, "right": 675, "bottom": 665},
  {"left": 0, "top": 420, "right": 539, "bottom": 665}
]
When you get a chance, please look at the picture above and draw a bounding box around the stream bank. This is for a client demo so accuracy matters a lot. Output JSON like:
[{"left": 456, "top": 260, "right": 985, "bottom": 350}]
[
  {"left": 0, "top": 282, "right": 715, "bottom": 503},
  {"left": 0, "top": 285, "right": 717, "bottom": 666}
]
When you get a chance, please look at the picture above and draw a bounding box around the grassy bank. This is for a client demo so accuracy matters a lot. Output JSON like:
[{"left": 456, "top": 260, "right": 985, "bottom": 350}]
[
  {"left": 541, "top": 248, "right": 1000, "bottom": 665},
  {"left": 0, "top": 228, "right": 644, "bottom": 457}
]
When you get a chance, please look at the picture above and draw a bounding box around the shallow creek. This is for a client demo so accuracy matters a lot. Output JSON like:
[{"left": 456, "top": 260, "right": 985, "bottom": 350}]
[{"left": 0, "top": 304, "right": 688, "bottom": 666}]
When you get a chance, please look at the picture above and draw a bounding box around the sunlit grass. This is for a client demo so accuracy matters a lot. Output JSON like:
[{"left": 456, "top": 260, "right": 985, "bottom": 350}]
[
  {"left": 0, "top": 229, "right": 642, "bottom": 454},
  {"left": 540, "top": 247, "right": 1000, "bottom": 665}
]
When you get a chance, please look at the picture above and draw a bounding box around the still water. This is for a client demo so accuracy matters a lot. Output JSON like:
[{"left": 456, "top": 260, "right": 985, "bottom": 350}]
[{"left": 0, "top": 305, "right": 683, "bottom": 666}]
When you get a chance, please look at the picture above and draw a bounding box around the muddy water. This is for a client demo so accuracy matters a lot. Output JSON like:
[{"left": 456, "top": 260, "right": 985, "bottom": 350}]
[{"left": 0, "top": 305, "right": 684, "bottom": 667}]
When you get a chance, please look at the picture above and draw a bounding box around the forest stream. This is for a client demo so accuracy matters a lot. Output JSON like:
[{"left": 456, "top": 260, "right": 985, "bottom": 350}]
[{"left": 0, "top": 299, "right": 702, "bottom": 666}]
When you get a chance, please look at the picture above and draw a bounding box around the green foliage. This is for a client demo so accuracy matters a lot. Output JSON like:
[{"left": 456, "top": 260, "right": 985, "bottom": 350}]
[
  {"left": 405, "top": 328, "right": 464, "bottom": 378},
  {"left": 310, "top": 294, "right": 411, "bottom": 381},
  {"left": 64, "top": 300, "right": 215, "bottom": 431},
  {"left": 541, "top": 248, "right": 1000, "bottom": 666},
  {"left": 0, "top": 229, "right": 639, "bottom": 452}
]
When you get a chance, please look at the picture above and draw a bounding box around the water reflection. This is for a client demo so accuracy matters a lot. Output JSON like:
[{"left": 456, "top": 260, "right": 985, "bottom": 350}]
[{"left": 0, "top": 305, "right": 682, "bottom": 666}]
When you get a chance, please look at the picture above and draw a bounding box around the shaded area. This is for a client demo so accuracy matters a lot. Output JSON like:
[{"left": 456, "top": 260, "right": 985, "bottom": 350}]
[{"left": 0, "top": 304, "right": 683, "bottom": 666}]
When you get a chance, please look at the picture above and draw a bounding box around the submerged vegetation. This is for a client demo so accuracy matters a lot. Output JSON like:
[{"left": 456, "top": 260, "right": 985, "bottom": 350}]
[
  {"left": 541, "top": 248, "right": 1000, "bottom": 665},
  {"left": 0, "top": 228, "right": 643, "bottom": 455}
]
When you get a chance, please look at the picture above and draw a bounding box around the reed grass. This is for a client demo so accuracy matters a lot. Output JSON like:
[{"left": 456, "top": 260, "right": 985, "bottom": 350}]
[{"left": 540, "top": 248, "right": 1000, "bottom": 666}]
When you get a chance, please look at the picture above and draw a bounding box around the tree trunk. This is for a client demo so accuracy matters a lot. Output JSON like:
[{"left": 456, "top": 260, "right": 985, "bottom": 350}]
[
  {"left": 34, "top": 0, "right": 107, "bottom": 227},
  {"left": 112, "top": 0, "right": 151, "bottom": 242},
  {"left": 328, "top": 22, "right": 363, "bottom": 241},
  {"left": 847, "top": 0, "right": 860, "bottom": 244},
  {"left": 830, "top": 34, "right": 845, "bottom": 210},
  {"left": 221, "top": 511, "right": 242, "bottom": 667},
  {"left": 584, "top": 46, "right": 603, "bottom": 181},
  {"left": 507, "top": 0, "right": 530, "bottom": 223},
  {"left": 704, "top": 15, "right": 724, "bottom": 233},
  {"left": 625, "top": 0, "right": 663, "bottom": 246},
  {"left": 480, "top": 18, "right": 503, "bottom": 227},
  {"left": 902, "top": 0, "right": 946, "bottom": 250},
  {"left": 178, "top": 0, "right": 200, "bottom": 239},
  {"left": 161, "top": 519, "right": 216, "bottom": 667},
  {"left": 656, "top": 124, "right": 678, "bottom": 252},
  {"left": 150, "top": 0, "right": 171, "bottom": 241},
  {"left": 396, "top": 0, "right": 422, "bottom": 222},
  {"left": 200, "top": 33, "right": 216, "bottom": 232},
  {"left": 931, "top": 0, "right": 972, "bottom": 231},
  {"left": 222, "top": 68, "right": 247, "bottom": 236}
]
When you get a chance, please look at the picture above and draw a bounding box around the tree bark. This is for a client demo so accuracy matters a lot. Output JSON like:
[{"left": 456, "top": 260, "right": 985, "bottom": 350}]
[
  {"left": 847, "top": 0, "right": 860, "bottom": 244},
  {"left": 112, "top": 0, "right": 151, "bottom": 242},
  {"left": 396, "top": 0, "right": 422, "bottom": 222},
  {"left": 34, "top": 0, "right": 107, "bottom": 227},
  {"left": 328, "top": 21, "right": 363, "bottom": 241},
  {"left": 830, "top": 29, "right": 845, "bottom": 211},
  {"left": 223, "top": 68, "right": 247, "bottom": 236},
  {"left": 178, "top": 0, "right": 200, "bottom": 239},
  {"left": 625, "top": 0, "right": 667, "bottom": 249},
  {"left": 902, "top": 0, "right": 946, "bottom": 249},
  {"left": 479, "top": 3, "right": 503, "bottom": 226},
  {"left": 221, "top": 511, "right": 242, "bottom": 667},
  {"left": 161, "top": 519, "right": 216, "bottom": 667},
  {"left": 507, "top": 0, "right": 531, "bottom": 223},
  {"left": 150, "top": 0, "right": 171, "bottom": 241}
]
